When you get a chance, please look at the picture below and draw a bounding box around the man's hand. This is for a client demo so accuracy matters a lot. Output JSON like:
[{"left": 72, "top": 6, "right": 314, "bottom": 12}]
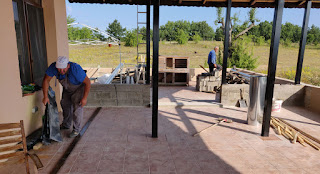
[
  {"left": 80, "top": 98, "right": 87, "bottom": 107},
  {"left": 42, "top": 97, "right": 49, "bottom": 106}
]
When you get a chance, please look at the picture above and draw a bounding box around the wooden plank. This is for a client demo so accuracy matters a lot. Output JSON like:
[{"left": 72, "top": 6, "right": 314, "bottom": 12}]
[
  {"left": 0, "top": 137, "right": 22, "bottom": 145},
  {"left": 0, "top": 155, "right": 24, "bottom": 166},
  {"left": 0, "top": 144, "right": 23, "bottom": 152},
  {"left": 277, "top": 117, "right": 320, "bottom": 145},
  {"left": 0, "top": 123, "right": 21, "bottom": 130},
  {"left": 20, "top": 120, "right": 30, "bottom": 174},
  {"left": 0, "top": 130, "right": 21, "bottom": 138},
  {"left": 0, "top": 151, "right": 24, "bottom": 160}
]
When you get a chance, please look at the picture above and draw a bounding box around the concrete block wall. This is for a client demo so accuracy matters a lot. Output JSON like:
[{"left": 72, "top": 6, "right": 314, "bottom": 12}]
[
  {"left": 273, "top": 84, "right": 305, "bottom": 106},
  {"left": 87, "top": 84, "right": 150, "bottom": 107},
  {"left": 304, "top": 86, "right": 320, "bottom": 114},
  {"left": 196, "top": 75, "right": 221, "bottom": 92},
  {"left": 221, "top": 84, "right": 305, "bottom": 107},
  {"left": 221, "top": 84, "right": 250, "bottom": 106}
]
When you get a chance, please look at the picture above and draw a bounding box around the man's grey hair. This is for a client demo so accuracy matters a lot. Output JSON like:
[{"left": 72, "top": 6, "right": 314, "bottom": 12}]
[{"left": 214, "top": 46, "right": 219, "bottom": 50}]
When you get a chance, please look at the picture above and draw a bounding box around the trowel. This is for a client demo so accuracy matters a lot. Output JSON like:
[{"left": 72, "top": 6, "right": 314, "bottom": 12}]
[{"left": 237, "top": 88, "right": 247, "bottom": 108}]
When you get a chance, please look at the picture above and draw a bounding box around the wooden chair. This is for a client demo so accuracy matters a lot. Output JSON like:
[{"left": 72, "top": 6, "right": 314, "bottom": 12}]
[{"left": 0, "top": 120, "right": 43, "bottom": 174}]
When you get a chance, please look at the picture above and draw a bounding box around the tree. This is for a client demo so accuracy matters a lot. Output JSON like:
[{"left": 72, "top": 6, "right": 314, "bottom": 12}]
[
  {"left": 215, "top": 28, "right": 224, "bottom": 41},
  {"left": 106, "top": 19, "right": 126, "bottom": 40},
  {"left": 190, "top": 21, "right": 215, "bottom": 40},
  {"left": 215, "top": 8, "right": 259, "bottom": 70},
  {"left": 67, "top": 15, "right": 77, "bottom": 40},
  {"left": 79, "top": 28, "right": 93, "bottom": 40},
  {"left": 160, "top": 21, "right": 175, "bottom": 41},
  {"left": 124, "top": 29, "right": 142, "bottom": 47},
  {"left": 307, "top": 25, "right": 320, "bottom": 45},
  {"left": 258, "top": 21, "right": 272, "bottom": 41},
  {"left": 93, "top": 28, "right": 106, "bottom": 41},
  {"left": 67, "top": 15, "right": 76, "bottom": 24},
  {"left": 215, "top": 8, "right": 259, "bottom": 43},
  {"left": 281, "top": 22, "right": 301, "bottom": 43},
  {"left": 159, "top": 20, "right": 214, "bottom": 42},
  {"left": 138, "top": 27, "right": 153, "bottom": 41}
]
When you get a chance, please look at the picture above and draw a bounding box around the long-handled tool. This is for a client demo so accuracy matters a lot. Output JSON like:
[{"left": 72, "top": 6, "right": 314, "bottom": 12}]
[
  {"left": 193, "top": 118, "right": 233, "bottom": 137},
  {"left": 199, "top": 65, "right": 209, "bottom": 73}
]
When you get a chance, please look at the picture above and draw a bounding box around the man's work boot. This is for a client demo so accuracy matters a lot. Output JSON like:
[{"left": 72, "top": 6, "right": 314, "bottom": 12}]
[
  {"left": 69, "top": 130, "right": 79, "bottom": 138},
  {"left": 60, "top": 124, "right": 69, "bottom": 130}
]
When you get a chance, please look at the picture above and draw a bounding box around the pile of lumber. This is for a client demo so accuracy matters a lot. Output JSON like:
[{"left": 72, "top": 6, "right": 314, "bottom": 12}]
[{"left": 270, "top": 116, "right": 320, "bottom": 151}]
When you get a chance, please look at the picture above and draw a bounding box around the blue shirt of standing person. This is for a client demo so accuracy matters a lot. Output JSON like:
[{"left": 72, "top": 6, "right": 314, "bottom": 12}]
[
  {"left": 207, "top": 50, "right": 217, "bottom": 65},
  {"left": 207, "top": 46, "right": 220, "bottom": 73}
]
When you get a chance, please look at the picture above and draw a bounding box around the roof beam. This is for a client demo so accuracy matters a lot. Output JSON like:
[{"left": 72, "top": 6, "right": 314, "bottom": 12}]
[
  {"left": 203, "top": 0, "right": 207, "bottom": 4},
  {"left": 250, "top": 0, "right": 257, "bottom": 5}
]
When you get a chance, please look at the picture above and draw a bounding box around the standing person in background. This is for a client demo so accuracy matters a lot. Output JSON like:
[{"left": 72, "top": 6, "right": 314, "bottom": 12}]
[
  {"left": 207, "top": 46, "right": 222, "bottom": 73},
  {"left": 42, "top": 56, "right": 91, "bottom": 138}
]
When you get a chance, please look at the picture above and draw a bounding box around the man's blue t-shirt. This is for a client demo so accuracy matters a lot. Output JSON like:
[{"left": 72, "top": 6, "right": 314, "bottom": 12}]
[
  {"left": 207, "top": 50, "right": 216, "bottom": 64},
  {"left": 46, "top": 62, "right": 86, "bottom": 85}
]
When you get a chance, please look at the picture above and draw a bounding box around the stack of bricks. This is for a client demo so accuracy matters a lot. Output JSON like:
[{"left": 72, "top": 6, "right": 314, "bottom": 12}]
[
  {"left": 87, "top": 84, "right": 150, "bottom": 107},
  {"left": 196, "top": 74, "right": 221, "bottom": 92}
]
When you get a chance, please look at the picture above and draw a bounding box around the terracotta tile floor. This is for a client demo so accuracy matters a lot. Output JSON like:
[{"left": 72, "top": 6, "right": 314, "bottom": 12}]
[{"left": 2, "top": 84, "right": 320, "bottom": 174}]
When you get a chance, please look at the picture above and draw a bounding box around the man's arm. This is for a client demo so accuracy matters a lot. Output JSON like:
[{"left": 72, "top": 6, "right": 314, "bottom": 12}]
[
  {"left": 213, "top": 52, "right": 217, "bottom": 68},
  {"left": 80, "top": 76, "right": 91, "bottom": 107},
  {"left": 42, "top": 74, "right": 53, "bottom": 105}
]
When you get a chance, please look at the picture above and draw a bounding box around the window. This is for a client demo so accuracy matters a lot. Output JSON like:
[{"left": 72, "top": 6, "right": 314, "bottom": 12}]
[{"left": 12, "top": 0, "right": 47, "bottom": 87}]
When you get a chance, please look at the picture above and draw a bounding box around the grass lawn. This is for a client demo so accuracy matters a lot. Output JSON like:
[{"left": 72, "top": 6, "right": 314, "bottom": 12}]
[{"left": 69, "top": 41, "right": 320, "bottom": 86}]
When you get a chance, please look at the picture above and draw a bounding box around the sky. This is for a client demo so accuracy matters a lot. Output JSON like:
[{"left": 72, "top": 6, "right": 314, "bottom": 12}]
[{"left": 66, "top": 0, "right": 320, "bottom": 32}]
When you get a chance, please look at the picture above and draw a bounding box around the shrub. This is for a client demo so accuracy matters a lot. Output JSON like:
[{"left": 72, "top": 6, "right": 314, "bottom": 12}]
[
  {"left": 124, "top": 30, "right": 142, "bottom": 47},
  {"left": 176, "top": 29, "right": 189, "bottom": 45},
  {"left": 278, "top": 67, "right": 320, "bottom": 86},
  {"left": 228, "top": 37, "right": 258, "bottom": 70},
  {"left": 192, "top": 33, "right": 202, "bottom": 44},
  {"left": 254, "top": 36, "right": 265, "bottom": 46},
  {"left": 280, "top": 38, "right": 292, "bottom": 47}
]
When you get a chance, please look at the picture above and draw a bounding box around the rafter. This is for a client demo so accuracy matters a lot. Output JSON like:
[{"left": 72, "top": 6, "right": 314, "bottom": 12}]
[
  {"left": 203, "top": 0, "right": 207, "bottom": 5},
  {"left": 299, "top": 0, "right": 306, "bottom": 6},
  {"left": 250, "top": 0, "right": 257, "bottom": 6}
]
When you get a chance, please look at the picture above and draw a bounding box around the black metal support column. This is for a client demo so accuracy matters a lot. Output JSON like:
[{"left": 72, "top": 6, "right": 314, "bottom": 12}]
[
  {"left": 261, "top": 0, "right": 284, "bottom": 137},
  {"left": 295, "top": 0, "right": 312, "bottom": 84},
  {"left": 222, "top": 0, "right": 231, "bottom": 85},
  {"left": 152, "top": 0, "right": 160, "bottom": 138},
  {"left": 146, "top": 0, "right": 151, "bottom": 84}
]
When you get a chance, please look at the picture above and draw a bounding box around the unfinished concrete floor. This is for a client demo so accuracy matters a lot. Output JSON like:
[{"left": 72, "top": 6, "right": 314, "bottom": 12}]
[
  {"left": 1, "top": 85, "right": 320, "bottom": 174},
  {"left": 158, "top": 81, "right": 220, "bottom": 107}
]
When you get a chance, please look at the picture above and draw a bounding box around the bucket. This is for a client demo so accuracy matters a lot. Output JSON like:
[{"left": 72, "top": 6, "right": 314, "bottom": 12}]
[{"left": 272, "top": 100, "right": 283, "bottom": 112}]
